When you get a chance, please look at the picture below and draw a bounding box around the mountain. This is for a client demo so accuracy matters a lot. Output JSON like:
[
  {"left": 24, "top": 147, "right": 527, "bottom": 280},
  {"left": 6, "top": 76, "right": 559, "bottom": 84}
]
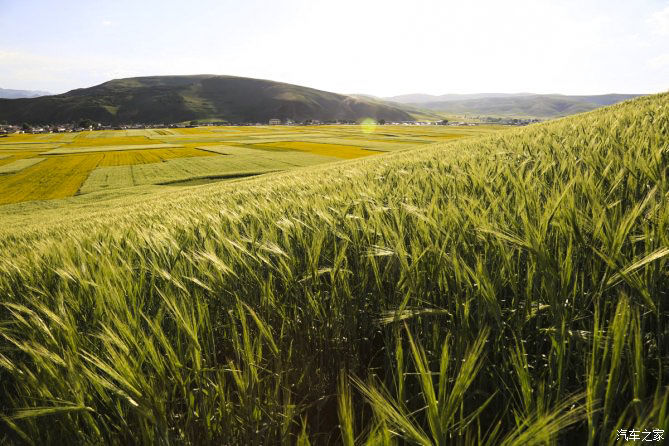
[
  {"left": 393, "top": 93, "right": 644, "bottom": 118},
  {"left": 385, "top": 92, "right": 534, "bottom": 104},
  {"left": 564, "top": 94, "right": 642, "bottom": 106},
  {"left": 0, "top": 88, "right": 51, "bottom": 99},
  {"left": 0, "top": 75, "right": 412, "bottom": 124}
]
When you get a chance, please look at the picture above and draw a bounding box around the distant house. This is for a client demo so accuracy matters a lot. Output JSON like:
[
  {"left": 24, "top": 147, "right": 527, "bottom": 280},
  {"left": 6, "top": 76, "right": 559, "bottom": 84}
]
[{"left": 268, "top": 119, "right": 281, "bottom": 125}]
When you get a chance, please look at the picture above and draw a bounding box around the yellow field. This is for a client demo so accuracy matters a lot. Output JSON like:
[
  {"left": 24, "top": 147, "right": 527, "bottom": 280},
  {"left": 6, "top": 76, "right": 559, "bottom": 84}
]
[
  {"left": 0, "top": 157, "right": 15, "bottom": 167},
  {"left": 253, "top": 141, "right": 378, "bottom": 159},
  {"left": 43, "top": 143, "right": 181, "bottom": 155},
  {"left": 1, "top": 133, "right": 77, "bottom": 143},
  {"left": 0, "top": 151, "right": 45, "bottom": 167},
  {"left": 95, "top": 147, "right": 215, "bottom": 167},
  {"left": 0, "top": 125, "right": 503, "bottom": 204},
  {"left": 0, "top": 155, "right": 104, "bottom": 204},
  {"left": 0, "top": 147, "right": 220, "bottom": 204},
  {"left": 69, "top": 135, "right": 154, "bottom": 146},
  {"left": 0, "top": 158, "right": 46, "bottom": 174},
  {"left": 147, "top": 129, "right": 176, "bottom": 136}
]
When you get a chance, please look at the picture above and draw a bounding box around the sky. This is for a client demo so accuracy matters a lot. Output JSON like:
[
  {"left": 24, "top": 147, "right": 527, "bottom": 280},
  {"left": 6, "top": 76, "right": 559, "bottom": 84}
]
[{"left": 0, "top": 0, "right": 668, "bottom": 97}]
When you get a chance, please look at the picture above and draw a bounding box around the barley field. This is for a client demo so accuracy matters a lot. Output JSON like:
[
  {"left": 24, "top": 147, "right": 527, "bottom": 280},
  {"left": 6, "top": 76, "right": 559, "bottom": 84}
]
[
  {"left": 0, "top": 125, "right": 495, "bottom": 205},
  {"left": 0, "top": 95, "right": 667, "bottom": 445}
]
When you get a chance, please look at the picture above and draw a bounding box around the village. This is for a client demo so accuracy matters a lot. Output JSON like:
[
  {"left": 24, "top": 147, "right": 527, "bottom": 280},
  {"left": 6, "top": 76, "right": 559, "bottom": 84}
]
[{"left": 0, "top": 115, "right": 540, "bottom": 136}]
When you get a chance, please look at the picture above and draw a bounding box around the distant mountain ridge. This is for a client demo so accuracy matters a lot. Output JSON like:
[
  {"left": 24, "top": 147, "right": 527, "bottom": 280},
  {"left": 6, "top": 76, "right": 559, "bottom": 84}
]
[
  {"left": 0, "top": 78, "right": 646, "bottom": 123},
  {"left": 0, "top": 75, "right": 411, "bottom": 124},
  {"left": 385, "top": 92, "right": 535, "bottom": 104},
  {"left": 0, "top": 88, "right": 51, "bottom": 99},
  {"left": 384, "top": 92, "right": 644, "bottom": 117}
]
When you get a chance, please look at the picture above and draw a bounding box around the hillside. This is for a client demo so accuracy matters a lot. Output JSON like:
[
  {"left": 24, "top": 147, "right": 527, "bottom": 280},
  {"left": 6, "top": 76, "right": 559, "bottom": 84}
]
[
  {"left": 385, "top": 92, "right": 534, "bottom": 103},
  {"left": 386, "top": 92, "right": 643, "bottom": 117},
  {"left": 0, "top": 88, "right": 51, "bottom": 99},
  {"left": 0, "top": 75, "right": 412, "bottom": 124},
  {"left": 348, "top": 93, "right": 449, "bottom": 120},
  {"left": 0, "top": 93, "right": 667, "bottom": 445}
]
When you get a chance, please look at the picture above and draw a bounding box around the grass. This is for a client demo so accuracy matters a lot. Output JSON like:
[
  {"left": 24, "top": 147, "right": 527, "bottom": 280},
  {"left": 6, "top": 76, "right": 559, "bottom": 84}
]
[{"left": 1, "top": 95, "right": 666, "bottom": 444}]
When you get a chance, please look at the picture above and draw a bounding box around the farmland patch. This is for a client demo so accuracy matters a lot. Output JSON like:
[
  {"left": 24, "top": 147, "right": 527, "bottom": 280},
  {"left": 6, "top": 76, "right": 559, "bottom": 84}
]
[
  {"left": 252, "top": 141, "right": 380, "bottom": 158},
  {"left": 0, "top": 157, "right": 46, "bottom": 175},
  {"left": 42, "top": 143, "right": 181, "bottom": 155},
  {"left": 0, "top": 155, "right": 103, "bottom": 204}
]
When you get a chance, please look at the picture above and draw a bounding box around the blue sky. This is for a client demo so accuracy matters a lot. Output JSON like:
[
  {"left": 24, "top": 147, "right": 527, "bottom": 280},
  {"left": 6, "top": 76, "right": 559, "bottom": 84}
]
[{"left": 1, "top": 0, "right": 668, "bottom": 96}]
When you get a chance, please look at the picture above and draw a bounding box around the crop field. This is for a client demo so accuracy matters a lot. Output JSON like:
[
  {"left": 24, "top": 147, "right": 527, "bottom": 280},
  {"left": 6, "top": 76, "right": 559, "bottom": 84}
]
[
  {"left": 93, "top": 147, "right": 216, "bottom": 167},
  {"left": 0, "top": 124, "right": 499, "bottom": 205},
  {"left": 0, "top": 94, "right": 666, "bottom": 445},
  {"left": 0, "top": 155, "right": 103, "bottom": 204},
  {"left": 79, "top": 150, "right": 337, "bottom": 193},
  {"left": 67, "top": 134, "right": 155, "bottom": 146},
  {"left": 42, "top": 143, "right": 181, "bottom": 155},
  {"left": 250, "top": 141, "right": 379, "bottom": 158},
  {"left": 0, "top": 157, "right": 45, "bottom": 174},
  {"left": 0, "top": 152, "right": 45, "bottom": 168}
]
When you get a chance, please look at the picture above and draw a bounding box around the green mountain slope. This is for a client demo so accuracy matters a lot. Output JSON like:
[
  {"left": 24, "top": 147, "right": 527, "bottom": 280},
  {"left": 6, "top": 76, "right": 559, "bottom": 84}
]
[
  {"left": 0, "top": 93, "right": 667, "bottom": 444},
  {"left": 0, "top": 75, "right": 412, "bottom": 124}
]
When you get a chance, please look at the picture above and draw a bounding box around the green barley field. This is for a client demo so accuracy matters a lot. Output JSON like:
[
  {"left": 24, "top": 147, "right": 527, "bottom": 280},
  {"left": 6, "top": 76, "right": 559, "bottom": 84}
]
[{"left": 0, "top": 94, "right": 668, "bottom": 445}]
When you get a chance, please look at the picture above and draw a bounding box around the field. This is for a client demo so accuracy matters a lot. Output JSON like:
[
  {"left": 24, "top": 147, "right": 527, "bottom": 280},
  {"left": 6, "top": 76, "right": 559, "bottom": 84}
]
[
  {"left": 0, "top": 94, "right": 668, "bottom": 445},
  {"left": 0, "top": 158, "right": 46, "bottom": 174},
  {"left": 0, "top": 124, "right": 499, "bottom": 205}
]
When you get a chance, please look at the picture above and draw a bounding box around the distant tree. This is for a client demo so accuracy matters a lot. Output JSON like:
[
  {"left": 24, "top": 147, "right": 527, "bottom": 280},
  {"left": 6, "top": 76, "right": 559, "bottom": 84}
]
[
  {"left": 190, "top": 120, "right": 198, "bottom": 126},
  {"left": 440, "top": 119, "right": 449, "bottom": 125},
  {"left": 378, "top": 119, "right": 386, "bottom": 125},
  {"left": 78, "top": 118, "right": 95, "bottom": 128},
  {"left": 21, "top": 122, "right": 31, "bottom": 131}
]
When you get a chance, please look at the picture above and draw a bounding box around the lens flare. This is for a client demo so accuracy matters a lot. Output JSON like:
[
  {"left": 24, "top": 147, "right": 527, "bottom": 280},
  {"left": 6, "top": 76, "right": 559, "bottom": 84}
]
[{"left": 360, "top": 118, "right": 377, "bottom": 134}]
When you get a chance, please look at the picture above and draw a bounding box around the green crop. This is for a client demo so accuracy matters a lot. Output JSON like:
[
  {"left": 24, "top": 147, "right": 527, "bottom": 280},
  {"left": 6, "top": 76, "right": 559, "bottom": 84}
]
[{"left": 0, "top": 94, "right": 667, "bottom": 444}]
